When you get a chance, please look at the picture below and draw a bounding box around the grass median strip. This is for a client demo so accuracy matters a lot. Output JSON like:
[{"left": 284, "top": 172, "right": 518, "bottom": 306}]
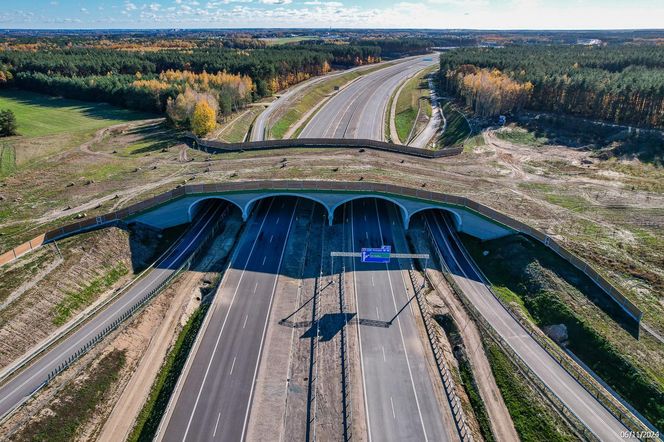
[
  {"left": 128, "top": 304, "right": 209, "bottom": 442},
  {"left": 394, "top": 67, "right": 434, "bottom": 143},
  {"left": 270, "top": 63, "right": 391, "bottom": 139}
]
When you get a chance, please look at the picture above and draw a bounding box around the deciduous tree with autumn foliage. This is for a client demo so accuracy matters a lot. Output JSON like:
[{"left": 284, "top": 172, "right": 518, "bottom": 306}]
[{"left": 191, "top": 99, "right": 217, "bottom": 137}]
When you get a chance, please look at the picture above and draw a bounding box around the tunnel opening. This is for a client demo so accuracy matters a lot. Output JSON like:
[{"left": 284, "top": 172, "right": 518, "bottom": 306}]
[{"left": 187, "top": 197, "right": 243, "bottom": 223}]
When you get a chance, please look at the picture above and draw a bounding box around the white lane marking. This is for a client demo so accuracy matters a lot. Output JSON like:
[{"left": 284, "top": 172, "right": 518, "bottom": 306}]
[
  {"left": 243, "top": 315, "right": 249, "bottom": 329},
  {"left": 0, "top": 203, "right": 223, "bottom": 411},
  {"left": 269, "top": 234, "right": 273, "bottom": 243},
  {"left": 254, "top": 282, "right": 258, "bottom": 293},
  {"left": 276, "top": 217, "right": 280, "bottom": 225},
  {"left": 382, "top": 346, "right": 386, "bottom": 362},
  {"left": 375, "top": 199, "right": 428, "bottom": 441},
  {"left": 376, "top": 306, "right": 380, "bottom": 320},
  {"left": 262, "top": 256, "right": 267, "bottom": 266},
  {"left": 430, "top": 213, "right": 613, "bottom": 432},
  {"left": 350, "top": 202, "right": 373, "bottom": 442},
  {"left": 391, "top": 396, "right": 396, "bottom": 420},
  {"left": 230, "top": 356, "right": 237, "bottom": 375},
  {"left": 365, "top": 231, "right": 369, "bottom": 240},
  {"left": 240, "top": 201, "right": 299, "bottom": 442},
  {"left": 180, "top": 198, "right": 275, "bottom": 441},
  {"left": 213, "top": 412, "right": 221, "bottom": 438},
  {"left": 371, "top": 275, "right": 374, "bottom": 286}
]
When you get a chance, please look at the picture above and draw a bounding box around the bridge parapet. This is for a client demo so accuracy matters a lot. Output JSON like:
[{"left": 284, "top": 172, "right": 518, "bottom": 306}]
[{"left": 2, "top": 179, "right": 642, "bottom": 323}]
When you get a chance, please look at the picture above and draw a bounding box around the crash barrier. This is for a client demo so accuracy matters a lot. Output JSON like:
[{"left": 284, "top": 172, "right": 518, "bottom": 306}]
[
  {"left": 3, "top": 180, "right": 641, "bottom": 324},
  {"left": 423, "top": 219, "right": 651, "bottom": 439},
  {"left": 185, "top": 134, "right": 464, "bottom": 159},
  {"left": 407, "top": 264, "right": 474, "bottom": 442},
  {"left": 0, "top": 206, "right": 231, "bottom": 425}
]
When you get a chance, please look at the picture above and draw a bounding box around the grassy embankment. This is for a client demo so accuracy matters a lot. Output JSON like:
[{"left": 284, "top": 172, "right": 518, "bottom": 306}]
[
  {"left": 484, "top": 341, "right": 575, "bottom": 441},
  {"left": 461, "top": 233, "right": 664, "bottom": 429},
  {"left": 128, "top": 305, "right": 209, "bottom": 442},
  {"left": 52, "top": 262, "right": 129, "bottom": 326},
  {"left": 438, "top": 101, "right": 471, "bottom": 147},
  {"left": 215, "top": 106, "right": 265, "bottom": 143},
  {"left": 12, "top": 349, "right": 126, "bottom": 442},
  {"left": 394, "top": 67, "right": 433, "bottom": 143},
  {"left": 269, "top": 63, "right": 390, "bottom": 139}
]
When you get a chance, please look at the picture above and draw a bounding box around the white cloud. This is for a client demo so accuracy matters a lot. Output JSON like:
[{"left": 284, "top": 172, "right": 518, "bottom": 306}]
[
  {"left": 260, "top": 0, "right": 292, "bottom": 5},
  {"left": 125, "top": 2, "right": 138, "bottom": 11},
  {"left": 149, "top": 2, "right": 162, "bottom": 11}
]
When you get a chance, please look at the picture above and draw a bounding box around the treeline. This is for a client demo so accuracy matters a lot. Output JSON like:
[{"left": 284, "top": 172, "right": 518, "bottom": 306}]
[
  {"left": 0, "top": 45, "right": 379, "bottom": 94},
  {"left": 438, "top": 45, "right": 664, "bottom": 128}
]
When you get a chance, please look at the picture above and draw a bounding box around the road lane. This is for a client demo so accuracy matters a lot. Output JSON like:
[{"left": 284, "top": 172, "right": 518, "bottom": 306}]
[
  {"left": 426, "top": 211, "right": 629, "bottom": 441},
  {"left": 160, "top": 197, "right": 298, "bottom": 442},
  {"left": 0, "top": 201, "right": 229, "bottom": 421},
  {"left": 300, "top": 56, "right": 438, "bottom": 141},
  {"left": 348, "top": 199, "right": 455, "bottom": 442}
]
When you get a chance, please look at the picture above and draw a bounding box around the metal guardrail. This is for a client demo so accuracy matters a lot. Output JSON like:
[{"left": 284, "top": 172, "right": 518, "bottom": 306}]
[
  {"left": 0, "top": 206, "right": 230, "bottom": 424},
  {"left": 5, "top": 180, "right": 641, "bottom": 325},
  {"left": 423, "top": 217, "right": 657, "bottom": 440},
  {"left": 187, "top": 134, "right": 464, "bottom": 159},
  {"left": 439, "top": 217, "right": 658, "bottom": 436},
  {"left": 422, "top": 218, "right": 600, "bottom": 441},
  {"left": 405, "top": 263, "right": 473, "bottom": 442}
]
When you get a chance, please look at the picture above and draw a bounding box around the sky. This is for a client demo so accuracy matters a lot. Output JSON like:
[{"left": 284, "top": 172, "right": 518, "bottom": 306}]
[{"left": 1, "top": 0, "right": 663, "bottom": 30}]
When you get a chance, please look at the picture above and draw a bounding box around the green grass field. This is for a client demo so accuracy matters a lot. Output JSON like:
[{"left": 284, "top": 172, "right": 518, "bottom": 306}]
[
  {"left": 394, "top": 67, "right": 434, "bottom": 143},
  {"left": 0, "top": 89, "right": 154, "bottom": 138}
]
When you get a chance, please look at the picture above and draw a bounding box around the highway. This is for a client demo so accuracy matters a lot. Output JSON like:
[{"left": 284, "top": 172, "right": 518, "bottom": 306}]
[
  {"left": 0, "top": 201, "right": 229, "bottom": 421},
  {"left": 426, "top": 211, "right": 629, "bottom": 441},
  {"left": 251, "top": 59, "right": 407, "bottom": 142},
  {"left": 299, "top": 56, "right": 438, "bottom": 141},
  {"left": 158, "top": 197, "right": 298, "bottom": 442},
  {"left": 347, "top": 199, "right": 456, "bottom": 442}
]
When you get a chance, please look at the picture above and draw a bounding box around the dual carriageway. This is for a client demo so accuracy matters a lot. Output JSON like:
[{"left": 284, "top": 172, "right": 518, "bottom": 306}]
[{"left": 0, "top": 54, "right": 642, "bottom": 441}]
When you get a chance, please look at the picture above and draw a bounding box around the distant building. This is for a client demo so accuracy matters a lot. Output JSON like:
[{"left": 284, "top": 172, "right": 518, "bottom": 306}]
[{"left": 577, "top": 38, "right": 603, "bottom": 46}]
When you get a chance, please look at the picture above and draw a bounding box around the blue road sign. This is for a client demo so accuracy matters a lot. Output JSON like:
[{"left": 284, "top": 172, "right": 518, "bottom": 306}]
[{"left": 361, "top": 246, "right": 391, "bottom": 263}]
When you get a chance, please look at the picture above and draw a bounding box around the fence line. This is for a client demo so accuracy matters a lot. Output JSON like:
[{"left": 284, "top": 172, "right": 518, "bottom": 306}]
[
  {"left": 0, "top": 206, "right": 230, "bottom": 426},
  {"left": 423, "top": 218, "right": 651, "bottom": 439},
  {"left": 186, "top": 134, "right": 463, "bottom": 159},
  {"left": 2, "top": 179, "right": 641, "bottom": 323}
]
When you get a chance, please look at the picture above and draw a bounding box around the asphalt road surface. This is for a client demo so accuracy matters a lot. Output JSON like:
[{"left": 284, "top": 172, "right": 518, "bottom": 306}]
[
  {"left": 300, "top": 56, "right": 438, "bottom": 141},
  {"left": 0, "top": 201, "right": 228, "bottom": 421},
  {"left": 159, "top": 197, "right": 298, "bottom": 442},
  {"left": 426, "top": 211, "right": 630, "bottom": 441},
  {"left": 347, "top": 199, "right": 456, "bottom": 442}
]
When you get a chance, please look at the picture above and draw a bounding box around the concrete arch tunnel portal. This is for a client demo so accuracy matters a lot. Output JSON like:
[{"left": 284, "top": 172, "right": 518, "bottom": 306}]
[{"left": 150, "top": 190, "right": 512, "bottom": 241}]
